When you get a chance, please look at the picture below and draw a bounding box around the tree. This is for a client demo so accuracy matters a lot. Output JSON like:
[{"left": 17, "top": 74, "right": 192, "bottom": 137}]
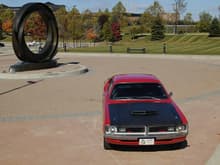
[
  {"left": 197, "top": 11, "right": 212, "bottom": 32},
  {"left": 130, "top": 26, "right": 138, "bottom": 40},
  {"left": 86, "top": 28, "right": 97, "bottom": 41},
  {"left": 141, "top": 1, "right": 164, "bottom": 32},
  {"left": 111, "top": 22, "right": 121, "bottom": 41},
  {"left": 0, "top": 6, "right": 14, "bottom": 22},
  {"left": 67, "top": 6, "right": 83, "bottom": 46},
  {"left": 184, "top": 12, "right": 193, "bottom": 25},
  {"left": 0, "top": 6, "right": 14, "bottom": 39},
  {"left": 151, "top": 16, "right": 165, "bottom": 41},
  {"left": 112, "top": 1, "right": 126, "bottom": 18},
  {"left": 2, "top": 19, "right": 12, "bottom": 34},
  {"left": 146, "top": 1, "right": 164, "bottom": 17},
  {"left": 209, "top": 17, "right": 220, "bottom": 37},
  {"left": 55, "top": 7, "right": 68, "bottom": 45},
  {"left": 24, "top": 12, "right": 47, "bottom": 41},
  {"left": 96, "top": 9, "right": 110, "bottom": 41},
  {"left": 101, "top": 19, "right": 121, "bottom": 42},
  {"left": 82, "top": 9, "right": 97, "bottom": 30},
  {"left": 173, "top": 0, "right": 187, "bottom": 33},
  {"left": 98, "top": 14, "right": 109, "bottom": 29},
  {"left": 140, "top": 12, "right": 154, "bottom": 32},
  {"left": 102, "top": 21, "right": 113, "bottom": 42},
  {"left": 112, "top": 1, "right": 127, "bottom": 27}
]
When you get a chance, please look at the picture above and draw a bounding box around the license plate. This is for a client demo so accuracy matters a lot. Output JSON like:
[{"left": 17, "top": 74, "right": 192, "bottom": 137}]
[{"left": 139, "top": 138, "right": 155, "bottom": 145}]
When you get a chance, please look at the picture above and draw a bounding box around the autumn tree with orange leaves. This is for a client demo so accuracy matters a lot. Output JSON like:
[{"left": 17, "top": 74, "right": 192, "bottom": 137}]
[
  {"left": 86, "top": 28, "right": 97, "bottom": 41},
  {"left": 0, "top": 5, "right": 14, "bottom": 39},
  {"left": 2, "top": 19, "right": 12, "bottom": 34},
  {"left": 24, "top": 12, "right": 47, "bottom": 41}
]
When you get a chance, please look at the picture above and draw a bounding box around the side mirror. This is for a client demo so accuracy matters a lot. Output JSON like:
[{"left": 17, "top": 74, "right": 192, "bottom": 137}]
[{"left": 169, "top": 92, "right": 173, "bottom": 97}]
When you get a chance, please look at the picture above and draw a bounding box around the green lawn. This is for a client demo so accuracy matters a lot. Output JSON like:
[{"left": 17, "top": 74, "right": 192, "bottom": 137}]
[{"left": 63, "top": 34, "right": 220, "bottom": 55}]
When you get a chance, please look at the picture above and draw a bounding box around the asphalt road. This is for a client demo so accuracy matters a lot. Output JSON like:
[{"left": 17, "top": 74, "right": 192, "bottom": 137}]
[{"left": 0, "top": 52, "right": 220, "bottom": 165}]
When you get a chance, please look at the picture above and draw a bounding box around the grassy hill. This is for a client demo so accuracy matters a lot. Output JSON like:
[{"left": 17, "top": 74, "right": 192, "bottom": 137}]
[
  {"left": 164, "top": 34, "right": 220, "bottom": 55},
  {"left": 68, "top": 34, "right": 220, "bottom": 55}
]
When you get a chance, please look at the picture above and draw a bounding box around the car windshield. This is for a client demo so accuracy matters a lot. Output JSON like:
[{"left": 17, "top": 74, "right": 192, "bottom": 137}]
[{"left": 110, "top": 83, "right": 168, "bottom": 100}]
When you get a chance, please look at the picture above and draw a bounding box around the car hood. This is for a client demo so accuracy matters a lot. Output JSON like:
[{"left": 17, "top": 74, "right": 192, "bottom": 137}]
[{"left": 109, "top": 102, "right": 182, "bottom": 126}]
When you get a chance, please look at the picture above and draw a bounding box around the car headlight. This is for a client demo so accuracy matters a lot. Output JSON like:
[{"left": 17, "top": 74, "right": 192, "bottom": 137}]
[
  {"left": 176, "top": 124, "right": 188, "bottom": 134},
  {"left": 105, "top": 126, "right": 117, "bottom": 134}
]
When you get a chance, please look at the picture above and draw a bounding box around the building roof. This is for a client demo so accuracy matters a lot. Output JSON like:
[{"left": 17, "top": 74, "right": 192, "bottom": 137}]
[{"left": 0, "top": 2, "right": 65, "bottom": 12}]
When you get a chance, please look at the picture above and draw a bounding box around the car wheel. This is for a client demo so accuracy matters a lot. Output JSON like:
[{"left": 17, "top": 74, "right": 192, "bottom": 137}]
[{"left": 104, "top": 138, "right": 111, "bottom": 150}]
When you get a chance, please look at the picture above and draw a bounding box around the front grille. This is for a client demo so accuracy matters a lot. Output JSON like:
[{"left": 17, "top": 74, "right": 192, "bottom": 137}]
[
  {"left": 149, "top": 126, "right": 169, "bottom": 132},
  {"left": 126, "top": 127, "right": 145, "bottom": 132},
  {"left": 117, "top": 125, "right": 175, "bottom": 134},
  {"left": 118, "top": 126, "right": 145, "bottom": 133}
]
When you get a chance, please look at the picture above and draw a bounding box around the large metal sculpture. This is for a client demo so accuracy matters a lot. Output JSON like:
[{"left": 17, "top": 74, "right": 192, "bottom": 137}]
[{"left": 12, "top": 3, "right": 58, "bottom": 63}]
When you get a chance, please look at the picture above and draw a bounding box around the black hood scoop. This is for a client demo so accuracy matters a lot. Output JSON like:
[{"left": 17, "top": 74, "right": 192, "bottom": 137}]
[
  {"left": 109, "top": 102, "right": 181, "bottom": 126},
  {"left": 131, "top": 110, "right": 158, "bottom": 116}
]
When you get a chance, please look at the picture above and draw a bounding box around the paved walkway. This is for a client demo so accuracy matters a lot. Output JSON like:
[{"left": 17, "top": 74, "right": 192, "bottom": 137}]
[{"left": 207, "top": 145, "right": 220, "bottom": 165}]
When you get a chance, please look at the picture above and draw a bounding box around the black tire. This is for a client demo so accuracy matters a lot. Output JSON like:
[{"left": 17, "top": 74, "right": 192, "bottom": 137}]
[
  {"left": 12, "top": 3, "right": 58, "bottom": 63},
  {"left": 104, "top": 138, "right": 112, "bottom": 150}
]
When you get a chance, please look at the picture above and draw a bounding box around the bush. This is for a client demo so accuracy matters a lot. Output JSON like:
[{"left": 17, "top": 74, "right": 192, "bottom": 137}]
[
  {"left": 209, "top": 17, "right": 220, "bottom": 37},
  {"left": 151, "top": 16, "right": 165, "bottom": 41}
]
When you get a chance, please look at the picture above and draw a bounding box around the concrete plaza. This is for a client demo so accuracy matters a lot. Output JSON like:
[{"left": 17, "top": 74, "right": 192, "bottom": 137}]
[{"left": 0, "top": 51, "right": 220, "bottom": 164}]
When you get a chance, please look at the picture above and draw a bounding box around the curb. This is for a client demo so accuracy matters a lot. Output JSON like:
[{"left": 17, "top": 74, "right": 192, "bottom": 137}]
[
  {"left": 0, "top": 64, "right": 88, "bottom": 80},
  {"left": 58, "top": 52, "right": 220, "bottom": 60}
]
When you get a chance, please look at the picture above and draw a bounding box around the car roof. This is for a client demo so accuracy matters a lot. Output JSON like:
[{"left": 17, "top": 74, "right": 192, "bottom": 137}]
[{"left": 112, "top": 74, "right": 161, "bottom": 84}]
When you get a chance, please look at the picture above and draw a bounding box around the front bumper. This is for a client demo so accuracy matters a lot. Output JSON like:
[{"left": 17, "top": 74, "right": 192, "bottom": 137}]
[
  {"left": 104, "top": 127, "right": 188, "bottom": 145},
  {"left": 105, "top": 131, "right": 187, "bottom": 140},
  {"left": 105, "top": 137, "right": 186, "bottom": 146}
]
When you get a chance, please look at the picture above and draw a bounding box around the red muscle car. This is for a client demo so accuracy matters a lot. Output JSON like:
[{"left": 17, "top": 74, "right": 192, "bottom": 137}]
[{"left": 103, "top": 74, "right": 188, "bottom": 149}]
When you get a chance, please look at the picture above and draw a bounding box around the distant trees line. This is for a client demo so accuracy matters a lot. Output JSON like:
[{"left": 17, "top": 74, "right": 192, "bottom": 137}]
[{"left": 0, "top": 0, "right": 220, "bottom": 42}]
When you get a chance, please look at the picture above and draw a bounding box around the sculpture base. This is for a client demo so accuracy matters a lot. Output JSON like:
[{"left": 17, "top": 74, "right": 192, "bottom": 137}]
[{"left": 9, "top": 60, "right": 58, "bottom": 73}]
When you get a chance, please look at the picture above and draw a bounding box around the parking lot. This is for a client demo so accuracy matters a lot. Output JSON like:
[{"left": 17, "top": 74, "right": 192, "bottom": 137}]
[{"left": 0, "top": 51, "right": 220, "bottom": 164}]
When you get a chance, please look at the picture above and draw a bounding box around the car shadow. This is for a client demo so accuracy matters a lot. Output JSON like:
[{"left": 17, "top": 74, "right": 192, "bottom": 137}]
[{"left": 110, "top": 140, "right": 189, "bottom": 152}]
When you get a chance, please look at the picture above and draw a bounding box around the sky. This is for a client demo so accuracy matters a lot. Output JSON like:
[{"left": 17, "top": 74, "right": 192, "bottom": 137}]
[{"left": 1, "top": 0, "right": 220, "bottom": 20}]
